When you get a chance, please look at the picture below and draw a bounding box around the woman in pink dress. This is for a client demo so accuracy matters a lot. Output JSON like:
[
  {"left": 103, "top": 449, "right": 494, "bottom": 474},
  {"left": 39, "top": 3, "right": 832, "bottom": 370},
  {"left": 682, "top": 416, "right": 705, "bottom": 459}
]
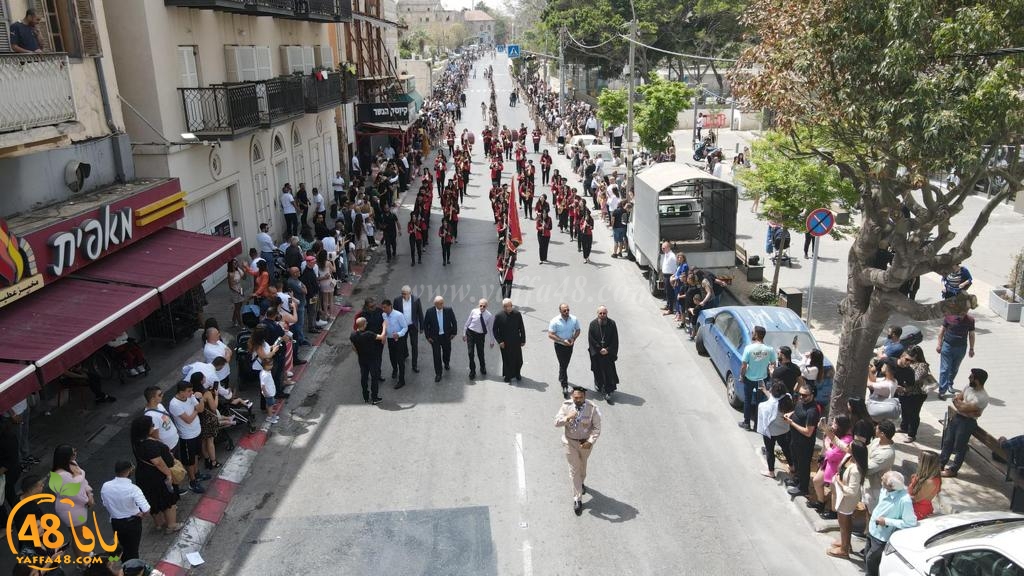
[{"left": 808, "top": 416, "right": 853, "bottom": 519}]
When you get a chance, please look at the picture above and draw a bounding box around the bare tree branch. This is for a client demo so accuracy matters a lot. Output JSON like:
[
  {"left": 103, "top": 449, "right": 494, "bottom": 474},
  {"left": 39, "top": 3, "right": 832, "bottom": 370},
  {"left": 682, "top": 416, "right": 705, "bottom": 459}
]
[{"left": 878, "top": 291, "right": 977, "bottom": 321}]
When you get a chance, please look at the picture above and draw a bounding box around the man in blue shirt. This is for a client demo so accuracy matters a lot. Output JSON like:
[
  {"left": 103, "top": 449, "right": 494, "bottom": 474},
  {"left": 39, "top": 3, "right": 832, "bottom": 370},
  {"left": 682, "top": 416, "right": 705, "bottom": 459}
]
[
  {"left": 10, "top": 9, "right": 43, "bottom": 53},
  {"left": 381, "top": 300, "right": 409, "bottom": 389},
  {"left": 739, "top": 326, "right": 776, "bottom": 431},
  {"left": 548, "top": 303, "right": 581, "bottom": 399},
  {"left": 941, "top": 264, "right": 972, "bottom": 299},
  {"left": 864, "top": 471, "right": 918, "bottom": 576}
]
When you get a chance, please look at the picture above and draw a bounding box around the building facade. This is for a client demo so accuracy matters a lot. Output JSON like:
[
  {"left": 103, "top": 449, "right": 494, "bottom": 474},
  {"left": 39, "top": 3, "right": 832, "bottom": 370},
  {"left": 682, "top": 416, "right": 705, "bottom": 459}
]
[
  {"left": 104, "top": 0, "right": 353, "bottom": 279},
  {"left": 461, "top": 9, "right": 493, "bottom": 45},
  {"left": 0, "top": 0, "right": 241, "bottom": 411}
]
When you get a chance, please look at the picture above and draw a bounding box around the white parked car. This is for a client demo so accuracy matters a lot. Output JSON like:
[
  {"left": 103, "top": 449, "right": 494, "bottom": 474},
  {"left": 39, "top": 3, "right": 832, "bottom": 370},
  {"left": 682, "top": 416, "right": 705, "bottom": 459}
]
[
  {"left": 585, "top": 144, "right": 618, "bottom": 168},
  {"left": 879, "top": 511, "right": 1024, "bottom": 575},
  {"left": 567, "top": 134, "right": 597, "bottom": 150}
]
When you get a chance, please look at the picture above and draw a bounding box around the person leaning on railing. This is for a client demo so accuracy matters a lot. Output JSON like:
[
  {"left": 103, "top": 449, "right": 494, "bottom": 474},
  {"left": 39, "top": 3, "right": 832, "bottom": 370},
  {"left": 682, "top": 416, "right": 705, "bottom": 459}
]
[{"left": 10, "top": 9, "right": 45, "bottom": 54}]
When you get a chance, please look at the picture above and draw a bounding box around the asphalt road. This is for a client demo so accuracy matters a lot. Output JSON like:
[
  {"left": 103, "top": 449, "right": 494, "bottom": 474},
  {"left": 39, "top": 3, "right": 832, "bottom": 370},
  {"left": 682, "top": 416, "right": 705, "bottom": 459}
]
[{"left": 198, "top": 54, "right": 862, "bottom": 576}]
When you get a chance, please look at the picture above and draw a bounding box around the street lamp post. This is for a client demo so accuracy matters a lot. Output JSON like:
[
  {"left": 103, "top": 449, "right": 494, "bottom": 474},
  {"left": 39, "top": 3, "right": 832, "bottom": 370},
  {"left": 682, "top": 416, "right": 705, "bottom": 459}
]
[{"left": 625, "top": 1, "right": 637, "bottom": 196}]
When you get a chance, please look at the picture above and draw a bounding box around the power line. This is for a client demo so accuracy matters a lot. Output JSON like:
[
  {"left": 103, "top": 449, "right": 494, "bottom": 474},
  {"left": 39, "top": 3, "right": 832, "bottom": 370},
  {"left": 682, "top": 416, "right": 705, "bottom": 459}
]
[
  {"left": 616, "top": 33, "right": 739, "bottom": 63},
  {"left": 564, "top": 27, "right": 619, "bottom": 50}
]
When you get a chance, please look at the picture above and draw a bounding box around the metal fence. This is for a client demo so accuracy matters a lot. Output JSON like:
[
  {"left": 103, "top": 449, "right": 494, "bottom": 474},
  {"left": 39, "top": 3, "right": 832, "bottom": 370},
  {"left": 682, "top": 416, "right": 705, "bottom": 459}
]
[
  {"left": 255, "top": 76, "right": 305, "bottom": 127},
  {"left": 179, "top": 84, "right": 260, "bottom": 138},
  {"left": 303, "top": 72, "right": 344, "bottom": 112},
  {"left": 0, "top": 53, "right": 76, "bottom": 134}
]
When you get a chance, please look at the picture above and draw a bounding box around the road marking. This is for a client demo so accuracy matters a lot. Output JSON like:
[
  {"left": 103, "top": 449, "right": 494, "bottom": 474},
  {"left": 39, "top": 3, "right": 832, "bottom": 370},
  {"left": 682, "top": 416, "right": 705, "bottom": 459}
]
[
  {"left": 522, "top": 540, "right": 534, "bottom": 576},
  {"left": 515, "top": 432, "right": 527, "bottom": 504}
]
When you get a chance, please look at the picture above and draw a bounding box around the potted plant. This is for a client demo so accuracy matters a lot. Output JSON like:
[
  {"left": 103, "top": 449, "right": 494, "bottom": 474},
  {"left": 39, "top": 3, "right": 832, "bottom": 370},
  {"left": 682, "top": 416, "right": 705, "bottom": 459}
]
[{"left": 988, "top": 249, "right": 1024, "bottom": 322}]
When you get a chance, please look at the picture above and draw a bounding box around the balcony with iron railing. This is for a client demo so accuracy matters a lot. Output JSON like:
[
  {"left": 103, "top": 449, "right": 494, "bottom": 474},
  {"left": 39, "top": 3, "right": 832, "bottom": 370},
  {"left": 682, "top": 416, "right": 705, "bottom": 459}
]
[
  {"left": 178, "top": 84, "right": 261, "bottom": 140},
  {"left": 163, "top": 0, "right": 351, "bottom": 21},
  {"left": 0, "top": 53, "right": 76, "bottom": 135},
  {"left": 302, "top": 71, "right": 344, "bottom": 112},
  {"left": 254, "top": 75, "right": 305, "bottom": 127}
]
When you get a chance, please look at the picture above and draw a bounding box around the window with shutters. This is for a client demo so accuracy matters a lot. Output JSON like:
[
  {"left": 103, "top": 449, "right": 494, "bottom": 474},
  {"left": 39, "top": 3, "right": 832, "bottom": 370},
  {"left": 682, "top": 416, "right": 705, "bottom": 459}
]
[
  {"left": 1, "top": 0, "right": 12, "bottom": 53},
  {"left": 225, "top": 45, "right": 271, "bottom": 82},
  {"left": 29, "top": 0, "right": 101, "bottom": 57},
  {"left": 178, "top": 46, "right": 199, "bottom": 87}
]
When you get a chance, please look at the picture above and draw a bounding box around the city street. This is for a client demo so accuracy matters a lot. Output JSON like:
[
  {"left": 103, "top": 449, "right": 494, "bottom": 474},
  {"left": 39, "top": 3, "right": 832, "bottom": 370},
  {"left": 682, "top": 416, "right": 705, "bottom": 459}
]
[{"left": 197, "top": 54, "right": 860, "bottom": 575}]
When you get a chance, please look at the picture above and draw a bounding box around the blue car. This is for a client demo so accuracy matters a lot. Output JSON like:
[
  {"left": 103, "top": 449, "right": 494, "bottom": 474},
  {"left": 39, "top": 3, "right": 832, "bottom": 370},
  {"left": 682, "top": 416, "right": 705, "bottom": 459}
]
[{"left": 694, "top": 306, "right": 834, "bottom": 410}]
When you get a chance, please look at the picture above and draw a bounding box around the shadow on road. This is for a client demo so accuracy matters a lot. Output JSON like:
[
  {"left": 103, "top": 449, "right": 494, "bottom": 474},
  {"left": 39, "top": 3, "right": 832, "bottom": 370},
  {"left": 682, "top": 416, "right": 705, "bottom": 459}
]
[{"left": 585, "top": 487, "right": 639, "bottom": 523}]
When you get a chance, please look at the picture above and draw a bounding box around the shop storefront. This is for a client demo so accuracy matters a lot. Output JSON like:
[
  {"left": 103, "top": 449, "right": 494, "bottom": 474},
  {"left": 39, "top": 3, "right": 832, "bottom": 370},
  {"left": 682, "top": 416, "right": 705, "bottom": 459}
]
[{"left": 0, "top": 178, "right": 241, "bottom": 412}]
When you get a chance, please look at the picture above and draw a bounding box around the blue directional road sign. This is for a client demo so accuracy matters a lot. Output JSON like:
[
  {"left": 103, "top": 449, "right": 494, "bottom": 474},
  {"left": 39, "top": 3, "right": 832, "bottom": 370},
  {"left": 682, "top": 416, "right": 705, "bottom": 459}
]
[
  {"left": 507, "top": 44, "right": 521, "bottom": 59},
  {"left": 806, "top": 208, "right": 835, "bottom": 237}
]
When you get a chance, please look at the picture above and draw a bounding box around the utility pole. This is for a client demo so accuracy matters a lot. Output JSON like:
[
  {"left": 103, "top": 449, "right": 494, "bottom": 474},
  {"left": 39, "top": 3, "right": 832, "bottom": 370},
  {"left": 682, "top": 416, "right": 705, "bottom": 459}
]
[
  {"left": 558, "top": 27, "right": 566, "bottom": 117},
  {"left": 625, "top": 16, "right": 637, "bottom": 195}
]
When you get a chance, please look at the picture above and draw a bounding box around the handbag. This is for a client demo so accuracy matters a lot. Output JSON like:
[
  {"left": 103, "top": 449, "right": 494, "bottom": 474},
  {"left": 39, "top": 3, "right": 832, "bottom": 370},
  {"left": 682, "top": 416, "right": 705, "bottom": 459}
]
[{"left": 168, "top": 459, "right": 187, "bottom": 485}]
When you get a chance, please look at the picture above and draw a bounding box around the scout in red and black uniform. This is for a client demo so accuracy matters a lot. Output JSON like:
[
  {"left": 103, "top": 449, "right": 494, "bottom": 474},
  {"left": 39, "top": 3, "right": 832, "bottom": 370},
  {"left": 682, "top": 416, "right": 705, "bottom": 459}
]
[
  {"left": 503, "top": 129, "right": 513, "bottom": 160},
  {"left": 534, "top": 192, "right": 550, "bottom": 219},
  {"left": 499, "top": 251, "right": 516, "bottom": 299},
  {"left": 435, "top": 155, "right": 447, "bottom": 191},
  {"left": 525, "top": 160, "right": 536, "bottom": 187},
  {"left": 580, "top": 209, "right": 595, "bottom": 263},
  {"left": 521, "top": 178, "right": 535, "bottom": 220},
  {"left": 408, "top": 213, "right": 423, "bottom": 266},
  {"left": 515, "top": 144, "right": 526, "bottom": 175},
  {"left": 568, "top": 196, "right": 578, "bottom": 241},
  {"left": 537, "top": 213, "right": 552, "bottom": 263},
  {"left": 439, "top": 220, "right": 455, "bottom": 266},
  {"left": 518, "top": 124, "right": 527, "bottom": 145},
  {"left": 540, "top": 150, "right": 552, "bottom": 185},
  {"left": 532, "top": 127, "right": 542, "bottom": 153},
  {"left": 555, "top": 186, "right": 569, "bottom": 232},
  {"left": 482, "top": 128, "right": 492, "bottom": 156},
  {"left": 460, "top": 157, "right": 471, "bottom": 203},
  {"left": 490, "top": 157, "right": 503, "bottom": 188},
  {"left": 446, "top": 128, "right": 456, "bottom": 157}
]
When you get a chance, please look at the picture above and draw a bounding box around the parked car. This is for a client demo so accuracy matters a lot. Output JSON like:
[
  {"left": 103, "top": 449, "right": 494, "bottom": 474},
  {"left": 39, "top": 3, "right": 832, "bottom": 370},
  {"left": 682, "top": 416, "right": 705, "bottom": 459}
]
[
  {"left": 694, "top": 306, "right": 834, "bottom": 409},
  {"left": 585, "top": 144, "right": 619, "bottom": 168},
  {"left": 879, "top": 511, "right": 1024, "bottom": 575},
  {"left": 567, "top": 134, "right": 598, "bottom": 150}
]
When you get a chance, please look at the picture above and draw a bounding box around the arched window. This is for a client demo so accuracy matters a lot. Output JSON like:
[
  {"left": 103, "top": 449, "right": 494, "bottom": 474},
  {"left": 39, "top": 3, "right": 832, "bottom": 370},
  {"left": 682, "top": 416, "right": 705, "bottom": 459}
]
[
  {"left": 272, "top": 133, "right": 285, "bottom": 155},
  {"left": 251, "top": 139, "right": 264, "bottom": 164},
  {"left": 292, "top": 125, "right": 302, "bottom": 148}
]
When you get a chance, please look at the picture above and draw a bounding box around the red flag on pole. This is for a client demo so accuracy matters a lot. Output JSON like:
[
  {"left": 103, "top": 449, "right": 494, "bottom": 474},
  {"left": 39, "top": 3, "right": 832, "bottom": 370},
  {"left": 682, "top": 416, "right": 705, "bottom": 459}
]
[{"left": 507, "top": 175, "right": 523, "bottom": 253}]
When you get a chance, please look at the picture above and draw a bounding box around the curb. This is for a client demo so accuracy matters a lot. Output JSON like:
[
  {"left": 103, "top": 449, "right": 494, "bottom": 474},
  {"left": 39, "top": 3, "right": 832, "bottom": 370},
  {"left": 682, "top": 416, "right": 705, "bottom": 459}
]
[
  {"left": 154, "top": 269, "right": 364, "bottom": 574},
  {"left": 154, "top": 170, "right": 429, "bottom": 573}
]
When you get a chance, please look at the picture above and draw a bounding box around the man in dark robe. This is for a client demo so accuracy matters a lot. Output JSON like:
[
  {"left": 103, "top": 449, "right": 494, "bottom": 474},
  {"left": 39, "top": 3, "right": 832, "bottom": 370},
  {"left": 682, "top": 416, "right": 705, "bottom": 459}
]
[
  {"left": 492, "top": 298, "right": 526, "bottom": 382},
  {"left": 588, "top": 306, "right": 620, "bottom": 403}
]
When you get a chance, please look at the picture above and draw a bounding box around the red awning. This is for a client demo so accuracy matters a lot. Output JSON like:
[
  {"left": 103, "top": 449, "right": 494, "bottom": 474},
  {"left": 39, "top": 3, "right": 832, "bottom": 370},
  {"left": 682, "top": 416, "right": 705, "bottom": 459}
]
[
  {"left": 0, "top": 279, "right": 159, "bottom": 384},
  {"left": 0, "top": 362, "right": 40, "bottom": 414},
  {"left": 74, "top": 228, "right": 242, "bottom": 304}
]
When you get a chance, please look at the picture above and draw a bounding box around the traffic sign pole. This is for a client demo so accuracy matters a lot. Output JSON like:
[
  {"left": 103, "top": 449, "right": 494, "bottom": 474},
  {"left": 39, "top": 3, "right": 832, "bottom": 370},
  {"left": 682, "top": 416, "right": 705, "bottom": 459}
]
[
  {"left": 803, "top": 208, "right": 834, "bottom": 328},
  {"left": 806, "top": 236, "right": 820, "bottom": 328}
]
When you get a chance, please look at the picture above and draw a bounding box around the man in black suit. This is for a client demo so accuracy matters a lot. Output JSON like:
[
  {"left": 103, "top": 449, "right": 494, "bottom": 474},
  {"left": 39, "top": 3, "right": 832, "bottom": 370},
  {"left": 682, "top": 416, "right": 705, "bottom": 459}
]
[
  {"left": 493, "top": 298, "right": 526, "bottom": 382},
  {"left": 393, "top": 285, "right": 424, "bottom": 373},
  {"left": 421, "top": 295, "right": 457, "bottom": 382},
  {"left": 354, "top": 298, "right": 386, "bottom": 383}
]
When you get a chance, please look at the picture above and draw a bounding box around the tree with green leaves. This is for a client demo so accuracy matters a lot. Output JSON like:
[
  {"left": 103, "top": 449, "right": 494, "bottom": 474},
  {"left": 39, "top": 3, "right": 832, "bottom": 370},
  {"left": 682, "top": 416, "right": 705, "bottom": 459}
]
[
  {"left": 634, "top": 76, "right": 693, "bottom": 153},
  {"left": 736, "top": 130, "right": 858, "bottom": 292},
  {"left": 596, "top": 88, "right": 627, "bottom": 129},
  {"left": 732, "top": 0, "right": 1024, "bottom": 415}
]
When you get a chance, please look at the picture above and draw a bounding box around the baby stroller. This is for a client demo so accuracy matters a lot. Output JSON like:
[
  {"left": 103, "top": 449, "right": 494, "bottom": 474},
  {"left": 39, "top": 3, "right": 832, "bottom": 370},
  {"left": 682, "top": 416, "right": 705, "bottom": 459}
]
[
  {"left": 769, "top": 225, "right": 793, "bottom": 267},
  {"left": 216, "top": 386, "right": 259, "bottom": 449}
]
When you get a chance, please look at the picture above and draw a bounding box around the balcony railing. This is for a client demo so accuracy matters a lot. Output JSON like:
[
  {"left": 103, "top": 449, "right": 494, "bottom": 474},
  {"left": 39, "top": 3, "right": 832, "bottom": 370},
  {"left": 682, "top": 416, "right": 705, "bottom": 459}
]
[
  {"left": 179, "top": 84, "right": 260, "bottom": 140},
  {"left": 302, "top": 72, "right": 344, "bottom": 112},
  {"left": 164, "top": 0, "right": 351, "bottom": 21},
  {"left": 342, "top": 68, "right": 358, "bottom": 103},
  {"left": 0, "top": 53, "right": 76, "bottom": 134},
  {"left": 255, "top": 76, "right": 305, "bottom": 127}
]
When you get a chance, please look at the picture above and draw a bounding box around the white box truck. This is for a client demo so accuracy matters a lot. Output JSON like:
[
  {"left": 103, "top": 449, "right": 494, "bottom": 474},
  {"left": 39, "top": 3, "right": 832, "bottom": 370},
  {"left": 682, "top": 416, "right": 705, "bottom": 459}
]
[{"left": 625, "top": 162, "right": 738, "bottom": 295}]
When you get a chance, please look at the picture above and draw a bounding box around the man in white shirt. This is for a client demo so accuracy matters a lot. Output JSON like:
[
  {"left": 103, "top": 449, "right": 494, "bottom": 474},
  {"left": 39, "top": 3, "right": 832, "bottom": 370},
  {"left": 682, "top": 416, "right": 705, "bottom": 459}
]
[
  {"left": 607, "top": 190, "right": 621, "bottom": 214},
  {"left": 312, "top": 188, "right": 327, "bottom": 221},
  {"left": 332, "top": 171, "right": 346, "bottom": 208},
  {"left": 203, "top": 327, "right": 233, "bottom": 386},
  {"left": 143, "top": 387, "right": 179, "bottom": 452},
  {"left": 101, "top": 460, "right": 150, "bottom": 561},
  {"left": 462, "top": 298, "right": 496, "bottom": 380},
  {"left": 281, "top": 184, "right": 298, "bottom": 238},
  {"left": 256, "top": 223, "right": 275, "bottom": 262},
  {"left": 612, "top": 124, "right": 624, "bottom": 153},
  {"left": 940, "top": 368, "right": 990, "bottom": 477},
  {"left": 384, "top": 144, "right": 395, "bottom": 161},
  {"left": 351, "top": 154, "right": 361, "bottom": 177},
  {"left": 696, "top": 113, "right": 706, "bottom": 141},
  {"left": 659, "top": 242, "right": 678, "bottom": 313},
  {"left": 168, "top": 379, "right": 209, "bottom": 493},
  {"left": 585, "top": 114, "right": 598, "bottom": 136},
  {"left": 182, "top": 361, "right": 218, "bottom": 389}
]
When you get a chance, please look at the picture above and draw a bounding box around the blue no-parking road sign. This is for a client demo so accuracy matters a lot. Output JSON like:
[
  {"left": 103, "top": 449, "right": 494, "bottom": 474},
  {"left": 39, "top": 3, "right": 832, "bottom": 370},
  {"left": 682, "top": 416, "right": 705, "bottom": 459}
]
[
  {"left": 507, "top": 44, "right": 521, "bottom": 58},
  {"left": 806, "top": 208, "right": 835, "bottom": 237}
]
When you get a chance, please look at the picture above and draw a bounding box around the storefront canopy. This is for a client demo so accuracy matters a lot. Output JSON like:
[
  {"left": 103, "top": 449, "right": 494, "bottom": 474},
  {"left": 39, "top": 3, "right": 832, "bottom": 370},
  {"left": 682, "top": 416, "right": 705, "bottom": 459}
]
[
  {"left": 74, "top": 228, "right": 242, "bottom": 305},
  {"left": 0, "top": 228, "right": 241, "bottom": 411},
  {"left": 0, "top": 362, "right": 41, "bottom": 414}
]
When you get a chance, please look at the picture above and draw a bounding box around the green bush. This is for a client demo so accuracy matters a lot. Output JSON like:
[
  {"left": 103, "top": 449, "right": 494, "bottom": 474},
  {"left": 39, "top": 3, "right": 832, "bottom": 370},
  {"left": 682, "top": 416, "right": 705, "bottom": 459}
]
[{"left": 750, "top": 283, "right": 777, "bottom": 305}]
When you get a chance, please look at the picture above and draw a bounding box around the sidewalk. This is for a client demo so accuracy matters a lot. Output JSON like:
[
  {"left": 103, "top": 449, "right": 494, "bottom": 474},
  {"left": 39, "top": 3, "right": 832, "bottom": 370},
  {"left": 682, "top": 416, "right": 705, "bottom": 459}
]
[
  {"left": 0, "top": 256, "right": 366, "bottom": 575},
  {"left": 669, "top": 128, "right": 1024, "bottom": 516}
]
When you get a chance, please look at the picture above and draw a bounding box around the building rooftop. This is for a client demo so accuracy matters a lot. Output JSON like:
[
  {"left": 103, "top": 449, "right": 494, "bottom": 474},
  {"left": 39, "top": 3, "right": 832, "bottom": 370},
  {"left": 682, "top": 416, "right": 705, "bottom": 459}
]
[{"left": 462, "top": 9, "right": 495, "bottom": 22}]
